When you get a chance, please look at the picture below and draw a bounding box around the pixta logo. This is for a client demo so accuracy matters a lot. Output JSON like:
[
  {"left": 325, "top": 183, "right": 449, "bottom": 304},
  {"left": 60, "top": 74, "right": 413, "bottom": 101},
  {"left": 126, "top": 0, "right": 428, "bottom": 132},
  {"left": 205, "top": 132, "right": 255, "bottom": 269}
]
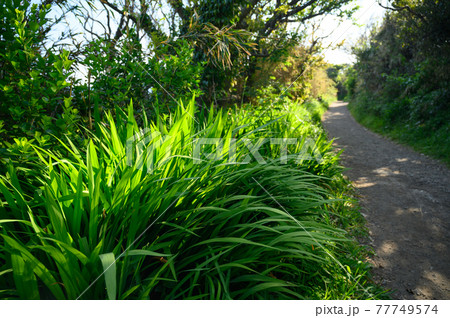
[
  {"left": 126, "top": 130, "right": 323, "bottom": 174},
  {"left": 193, "top": 137, "right": 323, "bottom": 165}
]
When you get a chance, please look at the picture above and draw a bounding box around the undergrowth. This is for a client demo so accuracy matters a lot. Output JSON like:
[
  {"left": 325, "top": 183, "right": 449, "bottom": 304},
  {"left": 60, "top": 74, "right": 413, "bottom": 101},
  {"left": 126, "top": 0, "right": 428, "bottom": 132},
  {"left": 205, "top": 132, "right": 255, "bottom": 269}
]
[
  {"left": 0, "top": 97, "right": 386, "bottom": 299},
  {"left": 348, "top": 91, "right": 450, "bottom": 166}
]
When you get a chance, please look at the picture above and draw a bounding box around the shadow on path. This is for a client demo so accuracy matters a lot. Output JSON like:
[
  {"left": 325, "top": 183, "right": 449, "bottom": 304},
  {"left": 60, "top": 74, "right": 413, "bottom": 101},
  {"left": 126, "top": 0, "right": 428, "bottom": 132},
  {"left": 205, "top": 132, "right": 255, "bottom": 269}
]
[{"left": 322, "top": 101, "right": 450, "bottom": 299}]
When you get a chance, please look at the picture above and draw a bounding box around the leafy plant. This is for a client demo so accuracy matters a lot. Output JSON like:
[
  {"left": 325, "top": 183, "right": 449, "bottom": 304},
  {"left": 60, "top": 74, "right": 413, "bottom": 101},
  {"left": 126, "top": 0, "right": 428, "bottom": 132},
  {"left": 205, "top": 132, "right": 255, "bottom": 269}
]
[
  {"left": 83, "top": 36, "right": 203, "bottom": 117},
  {"left": 0, "top": 97, "right": 383, "bottom": 299},
  {"left": 0, "top": 3, "right": 74, "bottom": 137}
]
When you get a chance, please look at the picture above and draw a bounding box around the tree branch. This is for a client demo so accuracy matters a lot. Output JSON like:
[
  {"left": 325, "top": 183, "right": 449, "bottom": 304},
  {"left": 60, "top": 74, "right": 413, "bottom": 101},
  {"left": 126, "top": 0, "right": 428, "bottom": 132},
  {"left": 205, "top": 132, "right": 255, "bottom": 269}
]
[
  {"left": 377, "top": 1, "right": 427, "bottom": 23},
  {"left": 167, "top": 0, "right": 189, "bottom": 21},
  {"left": 99, "top": 0, "right": 164, "bottom": 39}
]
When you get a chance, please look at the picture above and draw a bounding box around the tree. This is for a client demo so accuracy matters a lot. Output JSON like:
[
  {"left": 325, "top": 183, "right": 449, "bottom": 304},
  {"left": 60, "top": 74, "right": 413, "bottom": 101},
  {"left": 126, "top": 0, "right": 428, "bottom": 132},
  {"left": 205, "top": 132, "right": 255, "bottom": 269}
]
[
  {"left": 351, "top": 0, "right": 450, "bottom": 129},
  {"left": 76, "top": 0, "right": 358, "bottom": 103}
]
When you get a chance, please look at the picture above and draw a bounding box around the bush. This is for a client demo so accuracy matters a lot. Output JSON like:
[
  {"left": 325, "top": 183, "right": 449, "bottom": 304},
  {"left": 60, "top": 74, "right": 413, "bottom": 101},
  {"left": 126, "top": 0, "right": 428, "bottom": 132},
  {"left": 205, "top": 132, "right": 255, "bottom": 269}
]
[
  {"left": 83, "top": 36, "right": 203, "bottom": 118},
  {"left": 0, "top": 3, "right": 75, "bottom": 138}
]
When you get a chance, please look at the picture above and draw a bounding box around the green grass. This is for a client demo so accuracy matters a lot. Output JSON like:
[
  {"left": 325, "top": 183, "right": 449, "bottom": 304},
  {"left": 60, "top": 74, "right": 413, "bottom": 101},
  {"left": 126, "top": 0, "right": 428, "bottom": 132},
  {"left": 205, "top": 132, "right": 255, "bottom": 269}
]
[
  {"left": 0, "top": 97, "right": 386, "bottom": 299},
  {"left": 348, "top": 93, "right": 450, "bottom": 166}
]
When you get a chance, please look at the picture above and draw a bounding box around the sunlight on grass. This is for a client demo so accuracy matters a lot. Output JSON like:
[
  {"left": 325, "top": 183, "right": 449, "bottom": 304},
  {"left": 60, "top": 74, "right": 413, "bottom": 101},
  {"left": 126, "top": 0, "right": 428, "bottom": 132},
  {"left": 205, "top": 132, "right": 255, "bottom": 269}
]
[{"left": 0, "top": 98, "right": 385, "bottom": 299}]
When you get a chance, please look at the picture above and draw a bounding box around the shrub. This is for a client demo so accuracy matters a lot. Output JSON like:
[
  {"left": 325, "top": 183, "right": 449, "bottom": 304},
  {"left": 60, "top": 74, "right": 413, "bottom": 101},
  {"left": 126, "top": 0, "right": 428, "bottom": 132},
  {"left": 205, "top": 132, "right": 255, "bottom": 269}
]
[
  {"left": 0, "top": 3, "right": 75, "bottom": 138},
  {"left": 83, "top": 36, "right": 203, "bottom": 118}
]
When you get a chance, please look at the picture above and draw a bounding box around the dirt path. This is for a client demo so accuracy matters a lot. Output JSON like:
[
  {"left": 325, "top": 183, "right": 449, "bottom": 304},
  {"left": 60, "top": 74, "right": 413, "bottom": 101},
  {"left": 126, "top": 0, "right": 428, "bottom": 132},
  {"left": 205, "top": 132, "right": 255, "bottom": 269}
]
[{"left": 322, "top": 101, "right": 450, "bottom": 300}]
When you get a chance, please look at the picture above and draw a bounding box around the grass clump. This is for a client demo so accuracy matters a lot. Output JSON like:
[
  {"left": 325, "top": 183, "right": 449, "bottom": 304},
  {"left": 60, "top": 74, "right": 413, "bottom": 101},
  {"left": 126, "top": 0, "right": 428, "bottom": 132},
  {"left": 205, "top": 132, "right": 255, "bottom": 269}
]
[{"left": 0, "top": 97, "right": 385, "bottom": 299}]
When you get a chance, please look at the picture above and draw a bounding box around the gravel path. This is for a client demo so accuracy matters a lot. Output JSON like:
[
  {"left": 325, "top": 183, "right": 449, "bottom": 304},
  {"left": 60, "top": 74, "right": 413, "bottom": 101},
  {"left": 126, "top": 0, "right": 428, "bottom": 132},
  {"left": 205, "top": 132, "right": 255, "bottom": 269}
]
[{"left": 322, "top": 101, "right": 450, "bottom": 299}]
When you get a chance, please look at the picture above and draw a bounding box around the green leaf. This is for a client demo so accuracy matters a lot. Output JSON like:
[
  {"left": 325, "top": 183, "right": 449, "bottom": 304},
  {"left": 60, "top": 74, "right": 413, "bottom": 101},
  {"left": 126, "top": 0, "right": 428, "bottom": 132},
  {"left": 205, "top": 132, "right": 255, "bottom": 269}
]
[
  {"left": 2, "top": 235, "right": 66, "bottom": 299},
  {"left": 99, "top": 253, "right": 116, "bottom": 300},
  {"left": 10, "top": 249, "right": 39, "bottom": 299},
  {"left": 29, "top": 21, "right": 39, "bottom": 32}
]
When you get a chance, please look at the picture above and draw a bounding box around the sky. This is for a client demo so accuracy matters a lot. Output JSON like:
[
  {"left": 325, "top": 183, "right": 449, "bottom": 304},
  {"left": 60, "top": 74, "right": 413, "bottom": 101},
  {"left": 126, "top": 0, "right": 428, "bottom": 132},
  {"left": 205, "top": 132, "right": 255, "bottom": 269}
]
[{"left": 320, "top": 0, "right": 388, "bottom": 64}]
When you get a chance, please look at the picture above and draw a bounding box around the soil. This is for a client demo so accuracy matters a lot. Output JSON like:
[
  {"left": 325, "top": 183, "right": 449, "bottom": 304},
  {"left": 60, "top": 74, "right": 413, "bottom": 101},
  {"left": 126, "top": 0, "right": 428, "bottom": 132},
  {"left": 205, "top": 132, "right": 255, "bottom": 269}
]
[{"left": 322, "top": 101, "right": 450, "bottom": 300}]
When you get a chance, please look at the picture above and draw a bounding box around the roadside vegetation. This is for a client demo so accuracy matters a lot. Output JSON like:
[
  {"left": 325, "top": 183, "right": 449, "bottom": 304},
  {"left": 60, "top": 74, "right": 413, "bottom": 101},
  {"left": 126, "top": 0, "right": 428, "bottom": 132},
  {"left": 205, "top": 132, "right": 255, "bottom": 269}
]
[
  {"left": 343, "top": 0, "right": 450, "bottom": 165},
  {"left": 0, "top": 0, "right": 386, "bottom": 299},
  {"left": 0, "top": 97, "right": 387, "bottom": 299}
]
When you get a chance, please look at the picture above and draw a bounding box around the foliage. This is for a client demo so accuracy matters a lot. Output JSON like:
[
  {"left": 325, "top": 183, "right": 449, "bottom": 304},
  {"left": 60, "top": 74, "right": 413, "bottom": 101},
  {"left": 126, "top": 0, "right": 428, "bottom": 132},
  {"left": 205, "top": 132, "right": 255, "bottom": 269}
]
[
  {"left": 0, "top": 97, "right": 384, "bottom": 299},
  {"left": 0, "top": 0, "right": 358, "bottom": 141},
  {"left": 0, "top": 2, "right": 76, "bottom": 139},
  {"left": 0, "top": 0, "right": 386, "bottom": 300},
  {"left": 348, "top": 91, "right": 450, "bottom": 166},
  {"left": 348, "top": 0, "right": 450, "bottom": 164},
  {"left": 83, "top": 36, "right": 204, "bottom": 116},
  {"left": 72, "top": 0, "right": 357, "bottom": 103},
  {"left": 251, "top": 46, "right": 337, "bottom": 103},
  {"left": 308, "top": 67, "right": 337, "bottom": 102},
  {"left": 327, "top": 65, "right": 356, "bottom": 100}
]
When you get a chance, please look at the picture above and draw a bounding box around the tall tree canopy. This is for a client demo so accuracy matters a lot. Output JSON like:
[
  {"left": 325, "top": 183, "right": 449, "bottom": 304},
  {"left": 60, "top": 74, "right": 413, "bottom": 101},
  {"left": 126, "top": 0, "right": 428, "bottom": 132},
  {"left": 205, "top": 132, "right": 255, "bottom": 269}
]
[{"left": 51, "top": 0, "right": 357, "bottom": 102}]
